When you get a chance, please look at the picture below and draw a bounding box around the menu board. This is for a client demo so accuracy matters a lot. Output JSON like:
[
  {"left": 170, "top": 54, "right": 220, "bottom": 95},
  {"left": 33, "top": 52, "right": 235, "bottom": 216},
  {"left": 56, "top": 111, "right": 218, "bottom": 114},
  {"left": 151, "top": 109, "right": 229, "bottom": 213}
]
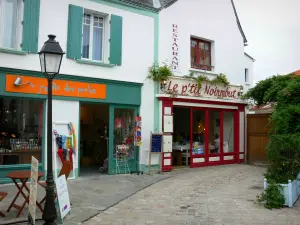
[
  {"left": 28, "top": 157, "right": 39, "bottom": 225},
  {"left": 151, "top": 134, "right": 163, "bottom": 153},
  {"left": 56, "top": 175, "right": 71, "bottom": 219}
]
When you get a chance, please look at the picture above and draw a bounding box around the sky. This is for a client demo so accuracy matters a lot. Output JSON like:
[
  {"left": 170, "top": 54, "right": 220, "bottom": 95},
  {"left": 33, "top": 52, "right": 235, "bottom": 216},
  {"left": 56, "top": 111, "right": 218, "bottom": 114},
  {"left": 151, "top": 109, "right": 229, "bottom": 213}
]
[{"left": 234, "top": 0, "right": 300, "bottom": 84}]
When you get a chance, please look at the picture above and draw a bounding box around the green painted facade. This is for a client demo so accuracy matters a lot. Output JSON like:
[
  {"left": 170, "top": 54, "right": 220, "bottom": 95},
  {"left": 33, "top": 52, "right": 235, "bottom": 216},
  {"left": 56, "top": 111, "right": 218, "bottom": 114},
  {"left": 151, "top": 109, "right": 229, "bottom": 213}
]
[{"left": 0, "top": 67, "right": 142, "bottom": 183}]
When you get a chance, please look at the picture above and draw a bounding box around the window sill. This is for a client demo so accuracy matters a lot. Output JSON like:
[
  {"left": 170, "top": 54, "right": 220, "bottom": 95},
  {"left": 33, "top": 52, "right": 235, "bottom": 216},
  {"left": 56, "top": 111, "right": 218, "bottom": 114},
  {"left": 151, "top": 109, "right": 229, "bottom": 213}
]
[
  {"left": 0, "top": 48, "right": 27, "bottom": 55},
  {"left": 189, "top": 68, "right": 217, "bottom": 76},
  {"left": 245, "top": 83, "right": 251, "bottom": 85},
  {"left": 76, "top": 59, "right": 115, "bottom": 68}
]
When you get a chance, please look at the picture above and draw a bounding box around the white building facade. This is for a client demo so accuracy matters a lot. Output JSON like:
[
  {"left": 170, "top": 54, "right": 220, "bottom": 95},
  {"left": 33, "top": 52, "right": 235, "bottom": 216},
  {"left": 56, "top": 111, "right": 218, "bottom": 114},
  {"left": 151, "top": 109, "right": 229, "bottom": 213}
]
[
  {"left": 0, "top": 0, "right": 159, "bottom": 182},
  {"left": 0, "top": 0, "right": 254, "bottom": 182},
  {"left": 141, "top": 0, "right": 255, "bottom": 171}
]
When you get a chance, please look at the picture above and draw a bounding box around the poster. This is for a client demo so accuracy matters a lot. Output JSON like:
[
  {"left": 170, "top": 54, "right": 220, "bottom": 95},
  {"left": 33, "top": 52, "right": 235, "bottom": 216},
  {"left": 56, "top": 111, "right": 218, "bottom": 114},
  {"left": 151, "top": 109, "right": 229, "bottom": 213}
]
[
  {"left": 56, "top": 175, "right": 71, "bottom": 219},
  {"left": 28, "top": 157, "right": 39, "bottom": 225}
]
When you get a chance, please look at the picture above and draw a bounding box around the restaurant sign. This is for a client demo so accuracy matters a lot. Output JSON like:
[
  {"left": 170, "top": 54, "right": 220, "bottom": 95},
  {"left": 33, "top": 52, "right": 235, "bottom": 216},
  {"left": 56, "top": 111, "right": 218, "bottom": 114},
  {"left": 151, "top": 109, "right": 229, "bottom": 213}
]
[
  {"left": 6, "top": 74, "right": 106, "bottom": 99},
  {"left": 162, "top": 77, "right": 241, "bottom": 99}
]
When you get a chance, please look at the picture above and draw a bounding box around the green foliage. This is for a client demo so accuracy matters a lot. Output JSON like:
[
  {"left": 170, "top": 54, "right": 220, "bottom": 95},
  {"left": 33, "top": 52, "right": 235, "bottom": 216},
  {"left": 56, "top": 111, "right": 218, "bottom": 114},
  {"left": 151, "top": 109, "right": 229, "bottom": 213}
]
[
  {"left": 211, "top": 73, "right": 230, "bottom": 86},
  {"left": 147, "top": 63, "right": 173, "bottom": 82},
  {"left": 184, "top": 72, "right": 209, "bottom": 88},
  {"left": 256, "top": 182, "right": 285, "bottom": 209},
  {"left": 184, "top": 72, "right": 229, "bottom": 87},
  {"left": 265, "top": 134, "right": 300, "bottom": 183},
  {"left": 270, "top": 105, "right": 300, "bottom": 134},
  {"left": 245, "top": 73, "right": 300, "bottom": 207}
]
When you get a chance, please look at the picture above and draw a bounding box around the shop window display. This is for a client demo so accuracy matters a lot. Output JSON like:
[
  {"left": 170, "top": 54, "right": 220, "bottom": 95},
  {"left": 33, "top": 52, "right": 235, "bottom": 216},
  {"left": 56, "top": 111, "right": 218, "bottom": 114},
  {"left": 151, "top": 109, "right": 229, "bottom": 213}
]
[
  {"left": 0, "top": 98, "right": 43, "bottom": 165},
  {"left": 192, "top": 110, "right": 206, "bottom": 155},
  {"left": 223, "top": 112, "right": 234, "bottom": 153},
  {"left": 113, "top": 108, "right": 135, "bottom": 159}
]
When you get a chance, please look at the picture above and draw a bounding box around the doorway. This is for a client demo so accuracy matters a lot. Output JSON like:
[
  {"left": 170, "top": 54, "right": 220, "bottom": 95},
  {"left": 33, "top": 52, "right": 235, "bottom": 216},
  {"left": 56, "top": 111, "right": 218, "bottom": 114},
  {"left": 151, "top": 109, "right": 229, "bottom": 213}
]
[{"left": 80, "top": 103, "right": 109, "bottom": 176}]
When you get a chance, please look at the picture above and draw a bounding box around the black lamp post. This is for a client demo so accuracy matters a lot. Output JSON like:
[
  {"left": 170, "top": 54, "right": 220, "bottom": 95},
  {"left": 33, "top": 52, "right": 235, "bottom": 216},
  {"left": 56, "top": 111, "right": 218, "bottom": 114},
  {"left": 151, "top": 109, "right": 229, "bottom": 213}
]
[{"left": 38, "top": 34, "right": 64, "bottom": 225}]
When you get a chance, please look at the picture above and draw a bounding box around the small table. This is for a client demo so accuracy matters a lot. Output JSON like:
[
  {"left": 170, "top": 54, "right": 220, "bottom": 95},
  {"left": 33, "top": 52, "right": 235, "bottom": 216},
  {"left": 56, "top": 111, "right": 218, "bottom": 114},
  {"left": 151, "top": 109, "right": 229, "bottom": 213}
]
[{"left": 7, "top": 170, "right": 44, "bottom": 217}]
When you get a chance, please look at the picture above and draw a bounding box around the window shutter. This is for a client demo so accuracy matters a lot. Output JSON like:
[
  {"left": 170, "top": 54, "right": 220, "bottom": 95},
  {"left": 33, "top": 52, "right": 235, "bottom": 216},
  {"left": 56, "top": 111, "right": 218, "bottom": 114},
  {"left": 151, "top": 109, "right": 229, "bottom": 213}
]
[
  {"left": 22, "top": 0, "right": 40, "bottom": 53},
  {"left": 109, "top": 15, "right": 123, "bottom": 65},
  {"left": 66, "top": 5, "right": 83, "bottom": 59}
]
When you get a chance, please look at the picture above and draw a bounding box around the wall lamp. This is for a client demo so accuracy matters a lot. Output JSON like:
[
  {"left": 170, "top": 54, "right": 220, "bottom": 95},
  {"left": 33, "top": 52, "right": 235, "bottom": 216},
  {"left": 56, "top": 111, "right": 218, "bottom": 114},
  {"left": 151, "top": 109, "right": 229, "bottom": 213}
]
[
  {"left": 14, "top": 77, "right": 34, "bottom": 87},
  {"left": 238, "top": 86, "right": 244, "bottom": 96},
  {"left": 160, "top": 79, "right": 168, "bottom": 91}
]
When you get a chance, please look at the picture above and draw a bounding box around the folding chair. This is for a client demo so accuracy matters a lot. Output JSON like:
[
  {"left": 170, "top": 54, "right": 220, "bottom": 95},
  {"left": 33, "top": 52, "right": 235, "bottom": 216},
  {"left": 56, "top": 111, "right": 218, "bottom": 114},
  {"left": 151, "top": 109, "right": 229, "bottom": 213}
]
[{"left": 0, "top": 192, "right": 8, "bottom": 217}]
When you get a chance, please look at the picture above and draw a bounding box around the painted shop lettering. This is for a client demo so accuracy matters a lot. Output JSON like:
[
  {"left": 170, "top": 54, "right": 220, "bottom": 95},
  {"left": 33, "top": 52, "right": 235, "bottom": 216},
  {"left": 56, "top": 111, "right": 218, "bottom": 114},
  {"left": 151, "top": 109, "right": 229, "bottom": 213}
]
[
  {"left": 167, "top": 81, "right": 238, "bottom": 99},
  {"left": 171, "top": 24, "right": 179, "bottom": 71}
]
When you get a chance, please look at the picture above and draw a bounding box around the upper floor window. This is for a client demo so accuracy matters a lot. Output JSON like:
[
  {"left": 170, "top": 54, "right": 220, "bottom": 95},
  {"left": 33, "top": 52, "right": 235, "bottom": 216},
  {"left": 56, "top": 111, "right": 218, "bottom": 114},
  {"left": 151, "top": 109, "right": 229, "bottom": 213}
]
[
  {"left": 245, "top": 68, "right": 249, "bottom": 83},
  {"left": 0, "top": 0, "right": 23, "bottom": 50},
  {"left": 82, "top": 13, "right": 104, "bottom": 61},
  {"left": 67, "top": 4, "right": 123, "bottom": 65},
  {"left": 191, "top": 38, "right": 212, "bottom": 71}
]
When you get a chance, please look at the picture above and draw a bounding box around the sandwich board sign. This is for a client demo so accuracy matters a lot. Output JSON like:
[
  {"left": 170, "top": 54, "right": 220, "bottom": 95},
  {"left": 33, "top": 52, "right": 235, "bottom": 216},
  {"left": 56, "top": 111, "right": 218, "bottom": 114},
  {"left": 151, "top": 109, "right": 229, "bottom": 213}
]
[
  {"left": 28, "top": 156, "right": 39, "bottom": 225},
  {"left": 56, "top": 174, "right": 71, "bottom": 221}
]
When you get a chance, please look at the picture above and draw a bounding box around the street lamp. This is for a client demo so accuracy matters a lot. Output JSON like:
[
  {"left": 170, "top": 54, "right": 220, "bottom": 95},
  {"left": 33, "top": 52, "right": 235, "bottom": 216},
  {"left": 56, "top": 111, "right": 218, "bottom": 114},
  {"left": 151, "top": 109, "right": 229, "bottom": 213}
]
[{"left": 38, "top": 34, "right": 64, "bottom": 225}]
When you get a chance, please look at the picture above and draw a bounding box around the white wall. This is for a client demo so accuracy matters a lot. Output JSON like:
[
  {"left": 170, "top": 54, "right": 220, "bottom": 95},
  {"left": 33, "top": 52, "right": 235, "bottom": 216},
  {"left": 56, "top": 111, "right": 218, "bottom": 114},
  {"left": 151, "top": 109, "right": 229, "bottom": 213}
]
[
  {"left": 158, "top": 0, "right": 248, "bottom": 86},
  {"left": 244, "top": 54, "right": 254, "bottom": 92},
  {"left": 0, "top": 0, "right": 154, "bottom": 84},
  {"left": 44, "top": 100, "right": 79, "bottom": 177}
]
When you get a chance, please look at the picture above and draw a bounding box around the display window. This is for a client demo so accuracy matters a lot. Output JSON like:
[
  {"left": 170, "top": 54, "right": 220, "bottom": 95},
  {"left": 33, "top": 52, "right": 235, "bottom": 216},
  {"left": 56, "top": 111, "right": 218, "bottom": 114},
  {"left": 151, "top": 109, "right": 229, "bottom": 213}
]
[{"left": 0, "top": 98, "right": 44, "bottom": 165}]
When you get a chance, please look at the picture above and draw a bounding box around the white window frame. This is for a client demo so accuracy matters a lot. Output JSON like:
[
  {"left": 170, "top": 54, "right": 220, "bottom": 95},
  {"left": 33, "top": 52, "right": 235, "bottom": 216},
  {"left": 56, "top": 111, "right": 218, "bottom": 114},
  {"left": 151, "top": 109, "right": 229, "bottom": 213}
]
[
  {"left": 82, "top": 10, "right": 108, "bottom": 62},
  {"left": 0, "top": 0, "right": 23, "bottom": 50},
  {"left": 245, "top": 68, "right": 249, "bottom": 83}
]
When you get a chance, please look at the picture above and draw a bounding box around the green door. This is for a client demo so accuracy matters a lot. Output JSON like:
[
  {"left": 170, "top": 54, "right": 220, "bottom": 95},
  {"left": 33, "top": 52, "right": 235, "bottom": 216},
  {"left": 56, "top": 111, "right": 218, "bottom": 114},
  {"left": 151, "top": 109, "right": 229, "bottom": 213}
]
[{"left": 108, "top": 105, "right": 139, "bottom": 174}]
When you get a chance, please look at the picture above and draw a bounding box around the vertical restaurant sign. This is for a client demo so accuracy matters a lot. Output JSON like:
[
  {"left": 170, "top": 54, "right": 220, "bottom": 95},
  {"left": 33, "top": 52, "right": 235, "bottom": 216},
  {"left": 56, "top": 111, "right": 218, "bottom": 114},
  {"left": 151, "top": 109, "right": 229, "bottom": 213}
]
[
  {"left": 171, "top": 24, "right": 179, "bottom": 71},
  {"left": 28, "top": 156, "right": 39, "bottom": 225},
  {"left": 5, "top": 74, "right": 106, "bottom": 99}
]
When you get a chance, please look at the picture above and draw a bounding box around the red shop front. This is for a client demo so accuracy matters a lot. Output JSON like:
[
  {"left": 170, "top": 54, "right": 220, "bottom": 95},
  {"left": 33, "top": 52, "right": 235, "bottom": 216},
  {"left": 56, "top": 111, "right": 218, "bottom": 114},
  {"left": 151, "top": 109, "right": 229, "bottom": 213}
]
[{"left": 157, "top": 77, "right": 246, "bottom": 172}]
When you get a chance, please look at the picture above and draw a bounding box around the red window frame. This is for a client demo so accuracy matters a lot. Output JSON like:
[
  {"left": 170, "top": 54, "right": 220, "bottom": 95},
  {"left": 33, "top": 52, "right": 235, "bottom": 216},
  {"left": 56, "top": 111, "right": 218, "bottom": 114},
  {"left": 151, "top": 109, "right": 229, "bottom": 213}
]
[{"left": 191, "top": 38, "right": 212, "bottom": 71}]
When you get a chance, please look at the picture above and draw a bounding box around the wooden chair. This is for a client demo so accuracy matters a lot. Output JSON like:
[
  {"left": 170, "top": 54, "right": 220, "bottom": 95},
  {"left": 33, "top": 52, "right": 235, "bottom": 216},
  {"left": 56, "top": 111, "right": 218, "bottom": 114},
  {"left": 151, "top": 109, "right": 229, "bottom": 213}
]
[
  {"left": 0, "top": 192, "right": 8, "bottom": 217},
  {"left": 39, "top": 161, "right": 72, "bottom": 205}
]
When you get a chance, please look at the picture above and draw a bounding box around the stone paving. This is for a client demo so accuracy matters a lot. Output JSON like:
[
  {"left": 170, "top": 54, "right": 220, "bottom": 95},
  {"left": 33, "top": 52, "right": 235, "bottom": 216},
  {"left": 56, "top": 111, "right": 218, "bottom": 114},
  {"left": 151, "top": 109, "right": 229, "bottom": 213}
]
[
  {"left": 0, "top": 172, "right": 171, "bottom": 225},
  {"left": 83, "top": 165, "right": 300, "bottom": 225}
]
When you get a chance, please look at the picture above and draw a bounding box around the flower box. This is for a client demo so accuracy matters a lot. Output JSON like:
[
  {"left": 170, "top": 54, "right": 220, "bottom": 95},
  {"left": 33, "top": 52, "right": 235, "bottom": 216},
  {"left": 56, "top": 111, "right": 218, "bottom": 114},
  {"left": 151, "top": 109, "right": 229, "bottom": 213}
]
[{"left": 264, "top": 173, "right": 300, "bottom": 208}]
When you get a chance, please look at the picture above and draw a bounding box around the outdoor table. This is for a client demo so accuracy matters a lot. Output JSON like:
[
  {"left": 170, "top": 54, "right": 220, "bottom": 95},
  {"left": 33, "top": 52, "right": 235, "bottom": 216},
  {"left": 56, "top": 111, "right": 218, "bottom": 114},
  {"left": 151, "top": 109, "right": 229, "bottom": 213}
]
[{"left": 6, "top": 170, "right": 44, "bottom": 217}]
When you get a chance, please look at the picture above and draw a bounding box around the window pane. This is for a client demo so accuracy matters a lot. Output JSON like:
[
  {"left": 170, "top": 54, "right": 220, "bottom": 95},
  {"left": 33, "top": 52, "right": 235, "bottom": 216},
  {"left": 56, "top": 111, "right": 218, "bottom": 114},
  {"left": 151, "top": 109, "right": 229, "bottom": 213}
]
[
  {"left": 190, "top": 40, "right": 197, "bottom": 65},
  {"left": 0, "top": 98, "right": 44, "bottom": 165},
  {"left": 173, "top": 107, "right": 190, "bottom": 166},
  {"left": 92, "top": 27, "right": 103, "bottom": 61},
  {"left": 209, "top": 111, "right": 220, "bottom": 154},
  {"left": 3, "top": 0, "right": 18, "bottom": 49},
  {"left": 192, "top": 110, "right": 206, "bottom": 156},
  {"left": 114, "top": 108, "right": 135, "bottom": 159},
  {"left": 82, "top": 14, "right": 91, "bottom": 59},
  {"left": 223, "top": 112, "right": 234, "bottom": 153}
]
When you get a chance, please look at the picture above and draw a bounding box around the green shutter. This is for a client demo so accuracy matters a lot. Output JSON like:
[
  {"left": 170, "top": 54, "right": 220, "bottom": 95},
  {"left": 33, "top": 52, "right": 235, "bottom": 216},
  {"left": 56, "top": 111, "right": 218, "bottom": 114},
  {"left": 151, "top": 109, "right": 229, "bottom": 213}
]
[
  {"left": 22, "top": 0, "right": 40, "bottom": 53},
  {"left": 109, "top": 15, "right": 123, "bottom": 65},
  {"left": 67, "top": 5, "right": 83, "bottom": 59}
]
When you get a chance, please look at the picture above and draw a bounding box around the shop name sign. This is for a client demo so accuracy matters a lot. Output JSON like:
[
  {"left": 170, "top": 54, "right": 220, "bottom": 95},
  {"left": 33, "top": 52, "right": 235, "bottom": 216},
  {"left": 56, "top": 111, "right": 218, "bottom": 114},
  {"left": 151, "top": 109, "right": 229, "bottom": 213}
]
[
  {"left": 6, "top": 75, "right": 106, "bottom": 99},
  {"left": 165, "top": 78, "right": 240, "bottom": 99}
]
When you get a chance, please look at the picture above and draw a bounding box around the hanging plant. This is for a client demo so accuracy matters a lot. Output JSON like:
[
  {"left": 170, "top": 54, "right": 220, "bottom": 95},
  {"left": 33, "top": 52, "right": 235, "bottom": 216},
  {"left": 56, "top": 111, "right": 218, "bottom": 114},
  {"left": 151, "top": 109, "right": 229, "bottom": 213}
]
[
  {"left": 211, "top": 73, "right": 230, "bottom": 86},
  {"left": 147, "top": 63, "right": 173, "bottom": 82},
  {"left": 184, "top": 72, "right": 209, "bottom": 88}
]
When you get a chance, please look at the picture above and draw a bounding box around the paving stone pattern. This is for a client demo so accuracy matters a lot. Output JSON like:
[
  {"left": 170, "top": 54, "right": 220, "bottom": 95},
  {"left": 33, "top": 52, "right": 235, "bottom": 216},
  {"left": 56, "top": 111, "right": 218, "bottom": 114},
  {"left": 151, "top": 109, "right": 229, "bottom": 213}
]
[
  {"left": 83, "top": 165, "right": 300, "bottom": 225},
  {"left": 0, "top": 173, "right": 171, "bottom": 225}
]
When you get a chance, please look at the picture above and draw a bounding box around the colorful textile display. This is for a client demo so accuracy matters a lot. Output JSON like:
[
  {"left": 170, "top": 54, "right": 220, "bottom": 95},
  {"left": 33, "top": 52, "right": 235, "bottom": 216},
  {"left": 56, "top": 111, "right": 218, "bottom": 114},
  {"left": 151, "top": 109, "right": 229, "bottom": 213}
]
[{"left": 68, "top": 122, "right": 76, "bottom": 154}]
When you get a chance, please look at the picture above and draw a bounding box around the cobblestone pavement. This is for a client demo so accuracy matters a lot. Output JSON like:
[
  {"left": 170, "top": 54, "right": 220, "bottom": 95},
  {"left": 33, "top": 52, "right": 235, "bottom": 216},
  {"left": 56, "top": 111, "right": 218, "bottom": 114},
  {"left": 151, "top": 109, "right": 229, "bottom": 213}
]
[{"left": 83, "top": 165, "right": 300, "bottom": 225}]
